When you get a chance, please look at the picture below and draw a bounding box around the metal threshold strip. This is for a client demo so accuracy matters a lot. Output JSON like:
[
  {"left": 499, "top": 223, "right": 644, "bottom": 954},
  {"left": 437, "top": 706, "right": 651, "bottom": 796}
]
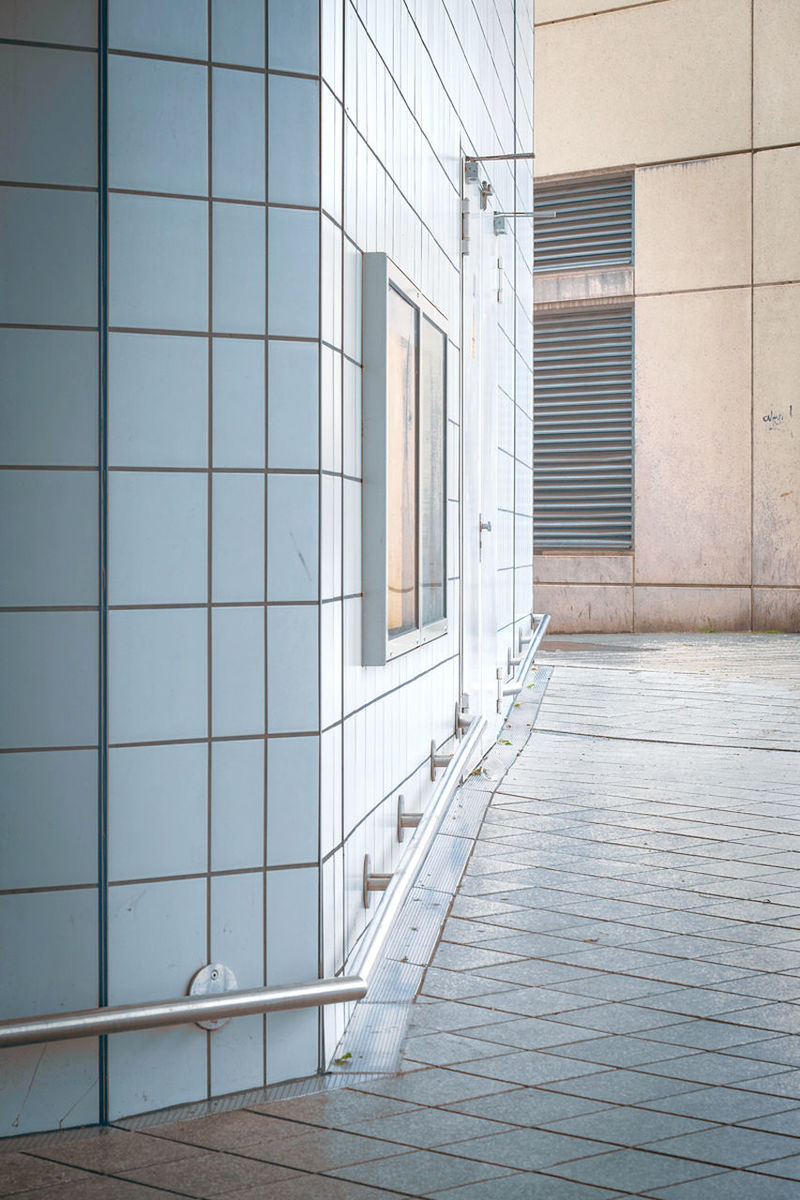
[{"left": 0, "top": 978, "right": 367, "bottom": 1050}]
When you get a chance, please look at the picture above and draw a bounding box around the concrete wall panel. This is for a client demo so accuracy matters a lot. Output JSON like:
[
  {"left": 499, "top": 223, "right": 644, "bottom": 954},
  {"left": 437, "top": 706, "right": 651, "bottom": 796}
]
[
  {"left": 635, "top": 586, "right": 751, "bottom": 632},
  {"left": 754, "top": 0, "right": 800, "bottom": 147},
  {"left": 534, "top": 0, "right": 751, "bottom": 176},
  {"left": 635, "top": 155, "right": 752, "bottom": 293},
  {"left": 752, "top": 284, "right": 800, "bottom": 587},
  {"left": 753, "top": 589, "right": 800, "bottom": 632},
  {"left": 536, "top": 583, "right": 633, "bottom": 633},
  {"left": 534, "top": 554, "right": 633, "bottom": 585},
  {"left": 537, "top": 0, "right": 650, "bottom": 22},
  {"left": 634, "top": 289, "right": 752, "bottom": 586},
  {"left": 754, "top": 148, "right": 800, "bottom": 285}
]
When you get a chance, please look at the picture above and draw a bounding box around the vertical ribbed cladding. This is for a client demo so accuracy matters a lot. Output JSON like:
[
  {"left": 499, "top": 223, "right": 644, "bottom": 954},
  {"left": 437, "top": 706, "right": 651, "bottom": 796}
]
[
  {"left": 534, "top": 306, "right": 633, "bottom": 550},
  {"left": 534, "top": 174, "right": 633, "bottom": 273}
]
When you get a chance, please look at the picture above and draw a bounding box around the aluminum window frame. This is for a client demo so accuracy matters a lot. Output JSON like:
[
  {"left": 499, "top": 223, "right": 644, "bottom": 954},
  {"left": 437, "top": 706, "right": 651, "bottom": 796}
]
[{"left": 362, "top": 252, "right": 448, "bottom": 666}]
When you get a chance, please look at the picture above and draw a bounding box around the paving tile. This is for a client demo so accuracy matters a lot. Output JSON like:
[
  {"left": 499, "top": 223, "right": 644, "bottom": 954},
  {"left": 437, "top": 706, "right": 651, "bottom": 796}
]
[
  {"left": 740, "top": 1107, "right": 800, "bottom": 1136},
  {"left": 643, "top": 1021, "right": 776, "bottom": 1052},
  {"left": 734, "top": 1071, "right": 800, "bottom": 1100},
  {"left": 640, "top": 1125, "right": 800, "bottom": 1168},
  {"left": 249, "top": 1090, "right": 420, "bottom": 1128},
  {"left": 439, "top": 1126, "right": 611, "bottom": 1170},
  {"left": 423, "top": 1174, "right": 623, "bottom": 1199},
  {"left": 545, "top": 1147, "right": 721, "bottom": 1192},
  {"left": 5, "top": 1179, "right": 175, "bottom": 1200},
  {"left": 543, "top": 1069, "right": 703, "bottom": 1105},
  {"left": 753, "top": 1153, "right": 800, "bottom": 1180},
  {"left": 464, "top": 987, "right": 601, "bottom": 1019},
  {"left": 344, "top": 1108, "right": 516, "bottom": 1150},
  {"left": 453, "top": 1049, "right": 608, "bottom": 1088},
  {"left": 460, "top": 1017, "right": 604, "bottom": 1052},
  {"left": 544, "top": 1003, "right": 685, "bottom": 1036},
  {"left": 430, "top": 943, "right": 526, "bottom": 972},
  {"left": 124, "top": 1150, "right": 300, "bottom": 1194},
  {"left": 150, "top": 1110, "right": 307, "bottom": 1150},
  {"left": 641, "top": 1086, "right": 798, "bottom": 1123},
  {"left": 238, "top": 1127, "right": 405, "bottom": 1172},
  {"left": 0, "top": 1154, "right": 95, "bottom": 1195},
  {"left": 420, "top": 968, "right": 515, "bottom": 1001},
  {"left": 723, "top": 1035, "right": 800, "bottom": 1067},
  {"left": 544, "top": 1106, "right": 713, "bottom": 1147},
  {"left": 635, "top": 989, "right": 767, "bottom": 1018},
  {"left": 445, "top": 1087, "right": 611, "bottom": 1127},
  {"left": 636, "top": 1053, "right": 791, "bottom": 1087},
  {"left": 32, "top": 1128, "right": 202, "bottom": 1172},
  {"left": 544, "top": 1036, "right": 695, "bottom": 1070},
  {"left": 328, "top": 1148, "right": 514, "bottom": 1193},
  {"left": 223, "top": 1177, "right": 406, "bottom": 1200},
  {"left": 552, "top": 976, "right": 679, "bottom": 1002},
  {"left": 406, "top": 1000, "right": 518, "bottom": 1035},
  {"left": 352, "top": 1068, "right": 516, "bottom": 1107},
  {"left": 648, "top": 1170, "right": 800, "bottom": 1199},
  {"left": 402, "top": 1031, "right": 506, "bottom": 1066}
]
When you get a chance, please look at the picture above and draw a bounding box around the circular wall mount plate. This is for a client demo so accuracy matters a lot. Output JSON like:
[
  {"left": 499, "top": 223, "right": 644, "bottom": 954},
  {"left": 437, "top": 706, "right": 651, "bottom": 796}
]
[{"left": 188, "top": 962, "right": 238, "bottom": 1031}]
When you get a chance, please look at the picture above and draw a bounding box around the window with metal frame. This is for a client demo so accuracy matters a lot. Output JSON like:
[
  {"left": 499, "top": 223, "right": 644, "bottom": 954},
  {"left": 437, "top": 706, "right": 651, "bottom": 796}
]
[
  {"left": 362, "top": 253, "right": 448, "bottom": 665},
  {"left": 534, "top": 174, "right": 633, "bottom": 274},
  {"left": 534, "top": 305, "right": 633, "bottom": 550}
]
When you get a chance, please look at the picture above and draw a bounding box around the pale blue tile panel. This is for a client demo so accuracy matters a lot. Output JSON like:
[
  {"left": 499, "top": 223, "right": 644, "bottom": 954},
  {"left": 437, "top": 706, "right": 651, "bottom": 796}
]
[
  {"left": 109, "top": 56, "right": 207, "bottom": 195},
  {"left": 266, "top": 735, "right": 319, "bottom": 865},
  {"left": 109, "top": 471, "right": 207, "bottom": 605},
  {"left": 109, "top": 742, "right": 207, "bottom": 881},
  {"left": 212, "top": 606, "right": 265, "bottom": 737},
  {"left": 0, "top": 750, "right": 97, "bottom": 890},
  {"left": 267, "top": 605, "right": 319, "bottom": 734},
  {"left": 268, "top": 75, "right": 319, "bottom": 207},
  {"left": 0, "top": 612, "right": 97, "bottom": 749},
  {"left": 211, "top": 873, "right": 263, "bottom": 988},
  {"left": 108, "top": 608, "right": 207, "bottom": 744},
  {"left": 212, "top": 0, "right": 264, "bottom": 67},
  {"left": 0, "top": 44, "right": 96, "bottom": 186},
  {"left": 267, "top": 340, "right": 318, "bottom": 470},
  {"left": 108, "top": 1026, "right": 206, "bottom": 1122},
  {"left": 212, "top": 68, "right": 265, "bottom": 201},
  {"left": 109, "top": 333, "right": 207, "bottom": 468},
  {"left": 265, "top": 866, "right": 318, "bottom": 985},
  {"left": 0, "top": 1041, "right": 99, "bottom": 1137},
  {"left": 0, "top": 890, "right": 98, "bottom": 1018},
  {"left": 0, "top": 1, "right": 98, "bottom": 46},
  {"left": 267, "top": 474, "right": 319, "bottom": 602},
  {"left": 210, "top": 1015, "right": 264, "bottom": 1096},
  {"left": 109, "top": 193, "right": 207, "bottom": 332},
  {"left": 266, "top": 1008, "right": 318, "bottom": 1084},
  {"left": 0, "top": 470, "right": 98, "bottom": 606},
  {"left": 267, "top": 207, "right": 319, "bottom": 339},
  {"left": 211, "top": 738, "right": 264, "bottom": 872},
  {"left": 0, "top": 330, "right": 98, "bottom": 467},
  {"left": 212, "top": 337, "right": 265, "bottom": 468},
  {"left": 212, "top": 202, "right": 266, "bottom": 334},
  {"left": 109, "top": 0, "right": 207, "bottom": 58},
  {"left": 268, "top": 0, "right": 318, "bottom": 74},
  {"left": 0, "top": 187, "right": 97, "bottom": 327},
  {"left": 212, "top": 472, "right": 265, "bottom": 602},
  {"left": 108, "top": 876, "right": 206, "bottom": 1004}
]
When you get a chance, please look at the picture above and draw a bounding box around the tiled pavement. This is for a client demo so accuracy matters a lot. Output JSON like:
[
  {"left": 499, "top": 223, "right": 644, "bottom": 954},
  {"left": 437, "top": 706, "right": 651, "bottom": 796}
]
[{"left": 3, "top": 633, "right": 800, "bottom": 1199}]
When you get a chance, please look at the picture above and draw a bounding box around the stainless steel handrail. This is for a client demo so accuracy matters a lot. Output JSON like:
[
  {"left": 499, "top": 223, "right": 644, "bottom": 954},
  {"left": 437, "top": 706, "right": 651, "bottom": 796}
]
[
  {"left": 347, "top": 713, "right": 488, "bottom": 982},
  {"left": 528, "top": 612, "right": 551, "bottom": 658},
  {"left": 0, "top": 977, "right": 367, "bottom": 1049}
]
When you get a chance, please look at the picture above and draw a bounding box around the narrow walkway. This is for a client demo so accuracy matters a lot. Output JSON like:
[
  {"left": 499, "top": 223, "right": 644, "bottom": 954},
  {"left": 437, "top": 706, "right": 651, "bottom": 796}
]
[{"left": 4, "top": 634, "right": 800, "bottom": 1199}]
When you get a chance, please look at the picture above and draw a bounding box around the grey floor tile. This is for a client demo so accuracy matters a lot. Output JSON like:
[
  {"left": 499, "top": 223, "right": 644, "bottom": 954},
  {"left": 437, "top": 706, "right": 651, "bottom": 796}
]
[
  {"left": 543, "top": 1070, "right": 703, "bottom": 1105},
  {"left": 545, "top": 1036, "right": 696, "bottom": 1070},
  {"left": 740, "top": 1107, "right": 800, "bottom": 1136},
  {"left": 643, "top": 1021, "right": 776, "bottom": 1052},
  {"left": 3, "top": 1180, "right": 179, "bottom": 1200},
  {"left": 641, "top": 1086, "right": 798, "bottom": 1123},
  {"left": 249, "top": 1090, "right": 420, "bottom": 1128},
  {"left": 461, "top": 1017, "right": 605, "bottom": 1052},
  {"left": 736, "top": 1071, "right": 800, "bottom": 1100},
  {"left": 544, "top": 1107, "right": 713, "bottom": 1147},
  {"left": 235, "top": 1127, "right": 405, "bottom": 1172},
  {"left": 344, "top": 1108, "right": 516, "bottom": 1150},
  {"left": 635, "top": 989, "right": 767, "bottom": 1018},
  {"left": 635, "top": 1053, "right": 789, "bottom": 1086},
  {"left": 431, "top": 943, "right": 526, "bottom": 972},
  {"left": 352, "top": 1068, "right": 516, "bottom": 1107},
  {"left": 423, "top": 1174, "right": 623, "bottom": 1199},
  {"left": 328, "top": 1148, "right": 514, "bottom": 1194},
  {"left": 402, "top": 1031, "right": 507, "bottom": 1066},
  {"left": 753, "top": 1154, "right": 800, "bottom": 1181},
  {"left": 553, "top": 976, "right": 679, "bottom": 1002},
  {"left": 0, "top": 1154, "right": 96, "bottom": 1195},
  {"left": 723, "top": 1035, "right": 800, "bottom": 1067},
  {"left": 454, "top": 1049, "right": 608, "bottom": 1088},
  {"left": 477, "top": 961, "right": 600, "bottom": 987},
  {"left": 439, "top": 1126, "right": 611, "bottom": 1170},
  {"left": 546, "top": 1004, "right": 686, "bottom": 1036},
  {"left": 648, "top": 1170, "right": 800, "bottom": 1199},
  {"left": 445, "top": 1087, "right": 612, "bottom": 1127},
  {"left": 406, "top": 1000, "right": 517, "bottom": 1035},
  {"left": 639, "top": 1126, "right": 800, "bottom": 1168},
  {"left": 123, "top": 1151, "right": 300, "bottom": 1195},
  {"left": 545, "top": 1147, "right": 721, "bottom": 1192},
  {"left": 420, "top": 968, "right": 517, "bottom": 1001},
  {"left": 29, "top": 1129, "right": 201, "bottom": 1173},
  {"left": 227, "top": 1176, "right": 407, "bottom": 1200},
  {"left": 465, "top": 987, "right": 601, "bottom": 1019}
]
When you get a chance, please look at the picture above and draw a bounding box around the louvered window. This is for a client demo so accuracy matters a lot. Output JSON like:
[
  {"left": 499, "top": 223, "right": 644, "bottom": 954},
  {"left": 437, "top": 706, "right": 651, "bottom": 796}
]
[
  {"left": 534, "top": 174, "right": 633, "bottom": 273},
  {"left": 534, "top": 306, "right": 633, "bottom": 549}
]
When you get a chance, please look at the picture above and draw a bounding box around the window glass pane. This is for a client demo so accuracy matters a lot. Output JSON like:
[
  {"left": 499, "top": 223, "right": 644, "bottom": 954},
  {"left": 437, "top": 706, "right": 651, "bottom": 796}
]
[
  {"left": 420, "top": 316, "right": 446, "bottom": 626},
  {"left": 386, "top": 286, "right": 417, "bottom": 637}
]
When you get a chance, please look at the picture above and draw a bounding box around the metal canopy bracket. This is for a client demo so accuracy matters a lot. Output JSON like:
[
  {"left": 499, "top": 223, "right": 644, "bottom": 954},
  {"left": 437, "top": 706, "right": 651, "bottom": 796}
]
[
  {"left": 397, "top": 795, "right": 423, "bottom": 843},
  {"left": 430, "top": 739, "right": 453, "bottom": 781},
  {"left": 363, "top": 855, "right": 392, "bottom": 907}
]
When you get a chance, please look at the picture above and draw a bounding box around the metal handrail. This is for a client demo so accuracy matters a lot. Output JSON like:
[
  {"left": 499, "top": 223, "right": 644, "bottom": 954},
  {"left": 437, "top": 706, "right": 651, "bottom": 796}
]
[
  {"left": 347, "top": 713, "right": 488, "bottom": 982},
  {"left": 529, "top": 612, "right": 551, "bottom": 658},
  {"left": 0, "top": 977, "right": 367, "bottom": 1049}
]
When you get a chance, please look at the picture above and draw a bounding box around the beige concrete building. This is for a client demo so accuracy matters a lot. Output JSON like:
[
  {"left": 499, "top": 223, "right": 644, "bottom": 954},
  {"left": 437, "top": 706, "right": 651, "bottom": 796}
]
[{"left": 533, "top": 0, "right": 800, "bottom": 632}]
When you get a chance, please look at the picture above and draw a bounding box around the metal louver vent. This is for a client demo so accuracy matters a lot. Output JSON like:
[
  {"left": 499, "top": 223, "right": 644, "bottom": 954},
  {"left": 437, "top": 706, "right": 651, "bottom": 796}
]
[
  {"left": 534, "top": 174, "right": 633, "bottom": 273},
  {"left": 534, "top": 306, "right": 633, "bottom": 550}
]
